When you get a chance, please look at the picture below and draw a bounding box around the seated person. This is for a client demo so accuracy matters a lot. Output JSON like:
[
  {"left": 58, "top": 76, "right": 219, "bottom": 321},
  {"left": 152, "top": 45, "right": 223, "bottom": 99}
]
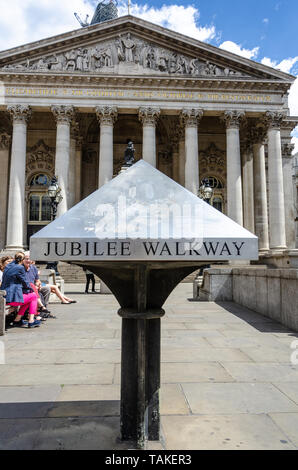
[
  {"left": 1, "top": 252, "right": 40, "bottom": 328},
  {"left": 22, "top": 252, "right": 51, "bottom": 315},
  {"left": 0, "top": 255, "right": 13, "bottom": 285},
  {"left": 23, "top": 252, "right": 77, "bottom": 306}
]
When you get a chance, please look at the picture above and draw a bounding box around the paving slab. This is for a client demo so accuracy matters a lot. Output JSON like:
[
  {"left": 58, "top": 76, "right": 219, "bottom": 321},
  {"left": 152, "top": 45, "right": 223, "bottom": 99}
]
[
  {"left": 161, "top": 347, "right": 252, "bottom": 363},
  {"left": 0, "top": 364, "right": 115, "bottom": 386},
  {"left": 221, "top": 362, "right": 298, "bottom": 383},
  {"left": 1, "top": 283, "right": 298, "bottom": 450},
  {"left": 182, "top": 383, "right": 298, "bottom": 414},
  {"left": 273, "top": 382, "right": 298, "bottom": 405},
  {"left": 269, "top": 413, "right": 298, "bottom": 447},
  {"left": 161, "top": 414, "right": 296, "bottom": 450}
]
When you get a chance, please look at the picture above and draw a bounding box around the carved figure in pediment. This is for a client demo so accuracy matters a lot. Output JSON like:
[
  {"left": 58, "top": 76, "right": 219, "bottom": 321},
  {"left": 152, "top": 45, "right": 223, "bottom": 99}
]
[
  {"left": 168, "top": 54, "right": 178, "bottom": 73},
  {"left": 157, "top": 50, "right": 169, "bottom": 72},
  {"left": 189, "top": 58, "right": 201, "bottom": 75},
  {"left": 119, "top": 33, "right": 135, "bottom": 62},
  {"left": 48, "top": 53, "right": 64, "bottom": 71},
  {"left": 177, "top": 55, "right": 188, "bottom": 74},
  {"left": 37, "top": 58, "right": 49, "bottom": 71},
  {"left": 202, "top": 61, "right": 216, "bottom": 76},
  {"left": 101, "top": 46, "right": 113, "bottom": 67},
  {"left": 65, "top": 49, "right": 77, "bottom": 71},
  {"left": 76, "top": 48, "right": 85, "bottom": 71},
  {"left": 144, "top": 47, "right": 156, "bottom": 69}
]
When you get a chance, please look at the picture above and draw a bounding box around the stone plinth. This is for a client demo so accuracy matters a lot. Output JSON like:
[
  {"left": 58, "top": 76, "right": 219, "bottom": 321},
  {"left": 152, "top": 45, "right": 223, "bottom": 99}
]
[{"left": 199, "top": 267, "right": 298, "bottom": 332}]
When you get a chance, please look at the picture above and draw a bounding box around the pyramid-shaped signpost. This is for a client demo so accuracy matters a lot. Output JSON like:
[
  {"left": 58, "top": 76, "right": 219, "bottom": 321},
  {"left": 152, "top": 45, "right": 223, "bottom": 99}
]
[{"left": 31, "top": 160, "right": 258, "bottom": 448}]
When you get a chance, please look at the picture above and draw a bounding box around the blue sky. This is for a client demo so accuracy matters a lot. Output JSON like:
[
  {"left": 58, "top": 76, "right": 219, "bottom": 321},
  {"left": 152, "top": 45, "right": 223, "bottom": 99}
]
[{"left": 0, "top": 0, "right": 297, "bottom": 149}]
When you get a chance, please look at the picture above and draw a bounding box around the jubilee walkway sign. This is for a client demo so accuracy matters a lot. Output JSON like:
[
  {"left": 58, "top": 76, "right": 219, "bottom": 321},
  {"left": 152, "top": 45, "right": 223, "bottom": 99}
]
[{"left": 31, "top": 160, "right": 258, "bottom": 448}]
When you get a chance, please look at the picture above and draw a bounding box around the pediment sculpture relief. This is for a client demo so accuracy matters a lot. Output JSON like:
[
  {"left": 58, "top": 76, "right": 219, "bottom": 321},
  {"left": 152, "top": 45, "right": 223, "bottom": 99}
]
[{"left": 2, "top": 33, "right": 249, "bottom": 78}]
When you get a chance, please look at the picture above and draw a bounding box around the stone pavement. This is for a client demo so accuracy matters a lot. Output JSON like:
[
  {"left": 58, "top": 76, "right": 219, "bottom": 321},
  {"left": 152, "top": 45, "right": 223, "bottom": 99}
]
[{"left": 0, "top": 283, "right": 298, "bottom": 450}]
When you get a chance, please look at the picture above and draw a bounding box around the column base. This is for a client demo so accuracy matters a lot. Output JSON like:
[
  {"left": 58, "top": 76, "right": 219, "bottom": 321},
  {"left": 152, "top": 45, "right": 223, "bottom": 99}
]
[
  {"left": 288, "top": 250, "right": 298, "bottom": 268},
  {"left": 259, "top": 248, "right": 290, "bottom": 268},
  {"left": 4, "top": 246, "right": 25, "bottom": 254}
]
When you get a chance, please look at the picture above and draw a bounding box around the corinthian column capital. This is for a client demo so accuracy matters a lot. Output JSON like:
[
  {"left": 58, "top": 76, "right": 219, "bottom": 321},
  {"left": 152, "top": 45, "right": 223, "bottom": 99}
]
[
  {"left": 281, "top": 142, "right": 295, "bottom": 158},
  {"left": 51, "top": 105, "right": 75, "bottom": 124},
  {"left": 7, "top": 105, "right": 32, "bottom": 124},
  {"left": 250, "top": 125, "right": 267, "bottom": 145},
  {"left": 263, "top": 111, "right": 286, "bottom": 130},
  {"left": 138, "top": 107, "right": 160, "bottom": 127},
  {"left": 95, "top": 106, "right": 118, "bottom": 125},
  {"left": 222, "top": 110, "right": 245, "bottom": 129},
  {"left": 180, "top": 108, "right": 203, "bottom": 128}
]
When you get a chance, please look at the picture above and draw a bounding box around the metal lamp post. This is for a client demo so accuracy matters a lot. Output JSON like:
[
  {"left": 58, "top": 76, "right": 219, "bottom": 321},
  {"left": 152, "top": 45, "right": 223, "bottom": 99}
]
[
  {"left": 196, "top": 178, "right": 214, "bottom": 291},
  {"left": 46, "top": 176, "right": 63, "bottom": 275}
]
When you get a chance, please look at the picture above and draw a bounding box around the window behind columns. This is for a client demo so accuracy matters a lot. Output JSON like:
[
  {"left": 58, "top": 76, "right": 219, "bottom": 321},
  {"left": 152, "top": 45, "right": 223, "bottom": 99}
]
[
  {"left": 200, "top": 175, "right": 225, "bottom": 213},
  {"left": 27, "top": 173, "right": 52, "bottom": 245}
]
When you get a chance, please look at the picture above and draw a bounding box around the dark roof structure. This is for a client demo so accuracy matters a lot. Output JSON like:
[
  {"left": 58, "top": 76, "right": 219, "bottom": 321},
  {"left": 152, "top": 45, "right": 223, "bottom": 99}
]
[{"left": 90, "top": 0, "right": 118, "bottom": 25}]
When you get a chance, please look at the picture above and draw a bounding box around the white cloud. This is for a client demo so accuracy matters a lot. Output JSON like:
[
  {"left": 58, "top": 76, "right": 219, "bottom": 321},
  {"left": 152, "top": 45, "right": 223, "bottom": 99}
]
[
  {"left": 263, "top": 18, "right": 269, "bottom": 24},
  {"left": 219, "top": 41, "right": 259, "bottom": 60},
  {"left": 0, "top": 0, "right": 94, "bottom": 51},
  {"left": 262, "top": 56, "right": 298, "bottom": 74},
  {"left": 0, "top": 1, "right": 216, "bottom": 51},
  {"left": 118, "top": 2, "right": 216, "bottom": 42}
]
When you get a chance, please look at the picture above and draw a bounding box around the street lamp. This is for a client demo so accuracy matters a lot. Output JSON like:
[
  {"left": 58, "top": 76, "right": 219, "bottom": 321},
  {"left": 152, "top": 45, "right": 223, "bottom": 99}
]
[
  {"left": 46, "top": 176, "right": 63, "bottom": 275},
  {"left": 198, "top": 178, "right": 213, "bottom": 204},
  {"left": 47, "top": 176, "right": 63, "bottom": 219}
]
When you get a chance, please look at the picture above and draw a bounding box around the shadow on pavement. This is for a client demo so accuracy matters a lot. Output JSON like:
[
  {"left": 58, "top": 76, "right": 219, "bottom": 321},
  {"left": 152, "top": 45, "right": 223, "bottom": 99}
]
[{"left": 0, "top": 400, "right": 134, "bottom": 450}]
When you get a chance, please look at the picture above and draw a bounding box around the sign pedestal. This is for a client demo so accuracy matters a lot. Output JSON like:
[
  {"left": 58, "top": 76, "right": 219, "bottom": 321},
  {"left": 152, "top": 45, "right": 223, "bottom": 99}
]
[{"left": 80, "top": 261, "right": 201, "bottom": 448}]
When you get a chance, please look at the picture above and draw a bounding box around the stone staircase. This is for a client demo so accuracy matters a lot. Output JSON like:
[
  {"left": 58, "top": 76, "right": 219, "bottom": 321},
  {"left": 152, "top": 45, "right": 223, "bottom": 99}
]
[{"left": 36, "top": 263, "right": 200, "bottom": 284}]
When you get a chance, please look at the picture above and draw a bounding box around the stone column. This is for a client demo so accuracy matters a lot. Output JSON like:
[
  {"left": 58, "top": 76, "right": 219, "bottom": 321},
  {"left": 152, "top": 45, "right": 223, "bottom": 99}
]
[
  {"left": 96, "top": 106, "right": 118, "bottom": 187},
  {"left": 242, "top": 141, "right": 255, "bottom": 233},
  {"left": 69, "top": 123, "right": 77, "bottom": 209},
  {"left": 51, "top": 105, "right": 75, "bottom": 217},
  {"left": 222, "top": 110, "right": 245, "bottom": 225},
  {"left": 75, "top": 136, "right": 83, "bottom": 204},
  {"left": 282, "top": 142, "right": 296, "bottom": 249},
  {"left": 265, "top": 111, "right": 287, "bottom": 250},
  {"left": 172, "top": 141, "right": 179, "bottom": 183},
  {"left": 252, "top": 127, "right": 269, "bottom": 252},
  {"left": 139, "top": 107, "right": 160, "bottom": 167},
  {"left": 180, "top": 108, "right": 203, "bottom": 195},
  {"left": 178, "top": 130, "right": 186, "bottom": 187},
  {"left": 6, "top": 105, "right": 32, "bottom": 251},
  {"left": 0, "top": 132, "right": 11, "bottom": 251}
]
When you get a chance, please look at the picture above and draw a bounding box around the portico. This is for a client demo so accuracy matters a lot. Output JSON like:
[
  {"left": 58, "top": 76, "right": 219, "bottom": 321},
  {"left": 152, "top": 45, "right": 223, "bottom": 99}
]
[{"left": 0, "top": 15, "right": 297, "bottom": 265}]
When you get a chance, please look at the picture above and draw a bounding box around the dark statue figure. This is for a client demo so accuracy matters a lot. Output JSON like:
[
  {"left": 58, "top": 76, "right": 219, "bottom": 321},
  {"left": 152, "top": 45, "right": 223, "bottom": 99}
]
[{"left": 124, "top": 140, "right": 135, "bottom": 166}]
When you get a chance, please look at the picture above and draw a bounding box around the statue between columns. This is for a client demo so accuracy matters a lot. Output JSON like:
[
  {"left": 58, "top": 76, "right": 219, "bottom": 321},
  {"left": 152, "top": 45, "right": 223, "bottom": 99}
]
[{"left": 124, "top": 140, "right": 135, "bottom": 167}]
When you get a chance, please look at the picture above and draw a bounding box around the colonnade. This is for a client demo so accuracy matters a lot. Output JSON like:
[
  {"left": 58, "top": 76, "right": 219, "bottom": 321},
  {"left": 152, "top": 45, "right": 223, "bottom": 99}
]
[{"left": 2, "top": 104, "right": 289, "bottom": 255}]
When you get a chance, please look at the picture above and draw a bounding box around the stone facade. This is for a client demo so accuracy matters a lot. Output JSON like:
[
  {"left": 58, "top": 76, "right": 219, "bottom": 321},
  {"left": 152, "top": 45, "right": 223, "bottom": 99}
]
[{"left": 0, "top": 15, "right": 297, "bottom": 265}]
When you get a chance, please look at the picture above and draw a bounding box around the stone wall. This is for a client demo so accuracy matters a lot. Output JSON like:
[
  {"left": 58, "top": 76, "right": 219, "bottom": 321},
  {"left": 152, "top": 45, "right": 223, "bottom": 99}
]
[{"left": 199, "top": 267, "right": 298, "bottom": 332}]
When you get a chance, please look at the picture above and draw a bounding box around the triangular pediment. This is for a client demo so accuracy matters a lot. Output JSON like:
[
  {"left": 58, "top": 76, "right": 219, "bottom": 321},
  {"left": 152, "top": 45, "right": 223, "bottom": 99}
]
[{"left": 0, "top": 16, "right": 295, "bottom": 84}]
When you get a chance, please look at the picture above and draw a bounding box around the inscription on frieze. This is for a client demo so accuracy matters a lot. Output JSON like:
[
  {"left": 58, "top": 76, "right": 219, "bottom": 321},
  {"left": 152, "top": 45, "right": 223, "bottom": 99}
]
[{"left": 4, "top": 86, "right": 274, "bottom": 104}]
